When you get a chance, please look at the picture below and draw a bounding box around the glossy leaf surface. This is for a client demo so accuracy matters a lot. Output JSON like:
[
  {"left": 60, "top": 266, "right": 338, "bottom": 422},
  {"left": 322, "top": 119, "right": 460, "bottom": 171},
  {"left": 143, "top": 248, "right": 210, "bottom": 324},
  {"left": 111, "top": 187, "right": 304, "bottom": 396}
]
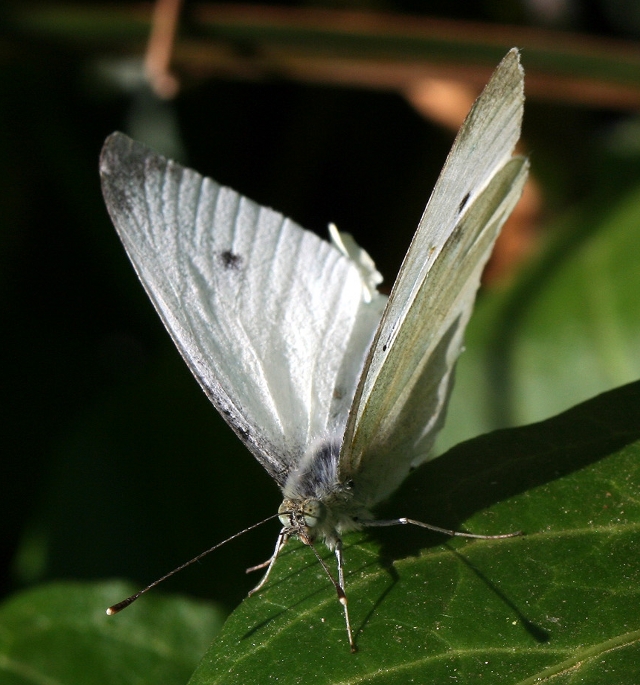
[{"left": 190, "top": 382, "right": 640, "bottom": 684}]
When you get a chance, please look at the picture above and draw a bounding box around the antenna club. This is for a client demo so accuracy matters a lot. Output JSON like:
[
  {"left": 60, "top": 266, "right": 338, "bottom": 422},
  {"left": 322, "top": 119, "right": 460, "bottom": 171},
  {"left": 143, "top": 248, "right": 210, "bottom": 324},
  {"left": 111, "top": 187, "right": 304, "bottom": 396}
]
[{"left": 106, "top": 597, "right": 136, "bottom": 615}]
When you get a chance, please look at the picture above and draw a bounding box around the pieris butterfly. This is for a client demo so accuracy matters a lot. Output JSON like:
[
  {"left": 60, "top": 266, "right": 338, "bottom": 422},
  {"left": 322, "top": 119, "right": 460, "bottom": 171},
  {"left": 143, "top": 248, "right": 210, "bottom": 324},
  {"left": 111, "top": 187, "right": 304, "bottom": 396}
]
[{"left": 101, "top": 48, "right": 528, "bottom": 651}]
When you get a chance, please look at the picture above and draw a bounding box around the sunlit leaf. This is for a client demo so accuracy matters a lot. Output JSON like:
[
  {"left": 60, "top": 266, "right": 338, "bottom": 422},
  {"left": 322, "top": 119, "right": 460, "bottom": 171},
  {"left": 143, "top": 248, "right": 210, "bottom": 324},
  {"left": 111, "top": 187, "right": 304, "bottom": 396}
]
[{"left": 190, "top": 381, "right": 640, "bottom": 684}]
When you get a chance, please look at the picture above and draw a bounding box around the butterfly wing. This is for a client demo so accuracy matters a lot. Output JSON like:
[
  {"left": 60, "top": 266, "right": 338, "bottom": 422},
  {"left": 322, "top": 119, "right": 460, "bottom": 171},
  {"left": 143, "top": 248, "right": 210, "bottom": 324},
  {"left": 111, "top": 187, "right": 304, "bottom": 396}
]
[
  {"left": 339, "top": 49, "right": 529, "bottom": 506},
  {"left": 100, "top": 133, "right": 385, "bottom": 487}
]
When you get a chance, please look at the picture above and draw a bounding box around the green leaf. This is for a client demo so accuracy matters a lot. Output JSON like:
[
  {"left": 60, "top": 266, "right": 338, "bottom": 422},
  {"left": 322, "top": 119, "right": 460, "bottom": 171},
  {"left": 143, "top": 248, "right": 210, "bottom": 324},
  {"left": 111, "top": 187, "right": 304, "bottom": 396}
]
[
  {"left": 0, "top": 580, "right": 225, "bottom": 685},
  {"left": 190, "top": 381, "right": 640, "bottom": 684}
]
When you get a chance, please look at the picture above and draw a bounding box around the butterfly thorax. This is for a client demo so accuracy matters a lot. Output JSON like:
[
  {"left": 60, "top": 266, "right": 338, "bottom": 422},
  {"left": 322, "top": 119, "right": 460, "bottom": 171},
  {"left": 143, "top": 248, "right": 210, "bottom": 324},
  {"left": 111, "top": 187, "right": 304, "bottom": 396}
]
[
  {"left": 279, "top": 439, "right": 373, "bottom": 549},
  {"left": 282, "top": 439, "right": 342, "bottom": 500}
]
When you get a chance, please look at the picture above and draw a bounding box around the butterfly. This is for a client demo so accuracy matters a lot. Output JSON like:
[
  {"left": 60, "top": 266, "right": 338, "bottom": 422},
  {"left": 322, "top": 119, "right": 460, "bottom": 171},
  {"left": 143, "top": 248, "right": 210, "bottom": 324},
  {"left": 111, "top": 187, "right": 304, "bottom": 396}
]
[{"left": 100, "top": 48, "right": 528, "bottom": 652}]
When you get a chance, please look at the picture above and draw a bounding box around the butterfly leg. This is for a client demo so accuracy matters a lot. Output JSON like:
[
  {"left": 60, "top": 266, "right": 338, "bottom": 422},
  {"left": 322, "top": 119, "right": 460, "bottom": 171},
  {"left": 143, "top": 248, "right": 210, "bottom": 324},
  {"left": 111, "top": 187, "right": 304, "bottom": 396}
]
[
  {"left": 334, "top": 540, "right": 357, "bottom": 653},
  {"left": 245, "top": 559, "right": 270, "bottom": 572},
  {"left": 247, "top": 529, "right": 289, "bottom": 596},
  {"left": 364, "top": 518, "right": 521, "bottom": 539}
]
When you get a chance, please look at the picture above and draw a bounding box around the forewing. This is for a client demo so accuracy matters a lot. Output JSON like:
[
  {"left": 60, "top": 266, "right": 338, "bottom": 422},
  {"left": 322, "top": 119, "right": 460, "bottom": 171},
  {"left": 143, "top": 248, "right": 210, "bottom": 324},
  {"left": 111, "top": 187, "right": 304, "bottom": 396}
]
[
  {"left": 100, "top": 133, "right": 383, "bottom": 487},
  {"left": 340, "top": 49, "right": 528, "bottom": 505}
]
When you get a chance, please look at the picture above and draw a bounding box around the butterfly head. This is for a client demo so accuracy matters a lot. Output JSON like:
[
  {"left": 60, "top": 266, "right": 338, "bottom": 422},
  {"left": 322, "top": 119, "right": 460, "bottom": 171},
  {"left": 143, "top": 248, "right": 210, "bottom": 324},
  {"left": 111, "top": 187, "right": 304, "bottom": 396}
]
[{"left": 278, "top": 498, "right": 326, "bottom": 544}]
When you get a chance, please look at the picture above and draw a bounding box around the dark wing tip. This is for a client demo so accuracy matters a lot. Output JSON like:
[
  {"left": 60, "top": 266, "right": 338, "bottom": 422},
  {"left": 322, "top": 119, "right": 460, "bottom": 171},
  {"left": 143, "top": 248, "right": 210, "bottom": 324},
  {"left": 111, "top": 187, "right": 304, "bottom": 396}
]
[
  {"left": 100, "top": 131, "right": 135, "bottom": 177},
  {"left": 100, "top": 132, "right": 170, "bottom": 186},
  {"left": 99, "top": 133, "right": 175, "bottom": 220}
]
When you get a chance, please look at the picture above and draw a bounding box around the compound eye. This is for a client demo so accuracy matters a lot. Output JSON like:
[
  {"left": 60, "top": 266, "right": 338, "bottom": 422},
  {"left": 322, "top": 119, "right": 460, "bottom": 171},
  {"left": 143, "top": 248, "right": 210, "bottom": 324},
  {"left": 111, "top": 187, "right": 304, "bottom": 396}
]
[
  {"left": 303, "top": 513, "right": 317, "bottom": 527},
  {"left": 278, "top": 499, "right": 294, "bottom": 527},
  {"left": 302, "top": 500, "right": 325, "bottom": 528},
  {"left": 278, "top": 513, "right": 290, "bottom": 527}
]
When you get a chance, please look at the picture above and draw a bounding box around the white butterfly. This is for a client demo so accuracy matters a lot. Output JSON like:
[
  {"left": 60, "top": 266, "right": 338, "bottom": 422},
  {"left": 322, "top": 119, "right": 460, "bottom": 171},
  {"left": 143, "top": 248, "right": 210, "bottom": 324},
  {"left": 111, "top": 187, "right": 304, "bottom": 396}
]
[{"left": 101, "top": 48, "right": 528, "bottom": 651}]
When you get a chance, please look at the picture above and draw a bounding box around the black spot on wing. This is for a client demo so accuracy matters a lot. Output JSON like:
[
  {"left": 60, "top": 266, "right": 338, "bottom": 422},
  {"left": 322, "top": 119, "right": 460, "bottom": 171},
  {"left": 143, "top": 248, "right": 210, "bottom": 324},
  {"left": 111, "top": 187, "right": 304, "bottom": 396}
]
[
  {"left": 458, "top": 191, "right": 471, "bottom": 213},
  {"left": 218, "top": 250, "right": 243, "bottom": 270}
]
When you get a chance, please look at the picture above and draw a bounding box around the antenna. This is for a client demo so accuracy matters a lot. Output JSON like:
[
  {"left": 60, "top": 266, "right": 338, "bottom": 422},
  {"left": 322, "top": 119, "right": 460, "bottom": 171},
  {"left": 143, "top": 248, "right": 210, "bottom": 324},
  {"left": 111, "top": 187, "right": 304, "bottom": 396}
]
[{"left": 106, "top": 513, "right": 279, "bottom": 614}]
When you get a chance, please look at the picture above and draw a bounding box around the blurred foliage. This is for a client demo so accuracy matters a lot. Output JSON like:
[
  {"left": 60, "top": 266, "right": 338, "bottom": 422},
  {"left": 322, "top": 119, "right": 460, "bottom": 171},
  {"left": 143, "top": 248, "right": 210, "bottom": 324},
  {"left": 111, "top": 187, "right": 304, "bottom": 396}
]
[
  {"left": 0, "top": 581, "right": 225, "bottom": 684},
  {"left": 438, "top": 154, "right": 640, "bottom": 453},
  {"left": 2, "top": 1, "right": 640, "bottom": 683}
]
